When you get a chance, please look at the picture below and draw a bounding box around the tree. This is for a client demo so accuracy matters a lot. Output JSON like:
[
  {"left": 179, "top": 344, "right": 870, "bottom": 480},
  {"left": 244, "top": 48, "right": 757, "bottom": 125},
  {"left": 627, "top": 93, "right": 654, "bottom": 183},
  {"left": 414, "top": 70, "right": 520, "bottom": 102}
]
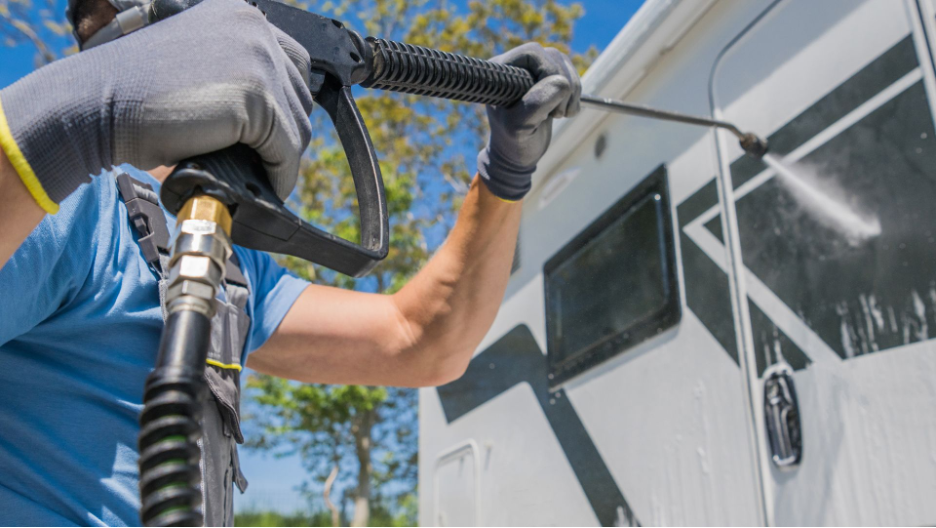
[
  {"left": 2, "top": 0, "right": 597, "bottom": 524},
  {"left": 0, "top": 0, "right": 74, "bottom": 66}
]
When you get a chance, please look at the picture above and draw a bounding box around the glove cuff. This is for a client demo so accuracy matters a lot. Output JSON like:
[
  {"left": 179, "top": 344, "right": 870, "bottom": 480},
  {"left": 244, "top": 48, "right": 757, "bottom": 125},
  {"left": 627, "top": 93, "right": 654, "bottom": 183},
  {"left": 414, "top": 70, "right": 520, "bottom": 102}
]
[
  {"left": 0, "top": 95, "right": 61, "bottom": 214},
  {"left": 477, "top": 147, "right": 533, "bottom": 202},
  {"left": 0, "top": 60, "right": 110, "bottom": 211}
]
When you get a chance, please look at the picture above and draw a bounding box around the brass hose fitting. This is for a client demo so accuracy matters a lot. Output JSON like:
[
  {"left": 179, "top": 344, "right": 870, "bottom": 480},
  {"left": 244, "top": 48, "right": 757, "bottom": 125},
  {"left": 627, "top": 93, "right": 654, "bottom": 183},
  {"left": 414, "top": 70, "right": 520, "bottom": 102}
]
[{"left": 165, "top": 196, "right": 233, "bottom": 317}]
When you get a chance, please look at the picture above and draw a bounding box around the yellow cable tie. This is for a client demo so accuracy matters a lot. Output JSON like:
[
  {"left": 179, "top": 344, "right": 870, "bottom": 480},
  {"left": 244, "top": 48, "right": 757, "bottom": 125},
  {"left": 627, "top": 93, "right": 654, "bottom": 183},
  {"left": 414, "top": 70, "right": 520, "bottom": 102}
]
[
  {"left": 0, "top": 97, "right": 59, "bottom": 214},
  {"left": 205, "top": 358, "right": 243, "bottom": 372}
]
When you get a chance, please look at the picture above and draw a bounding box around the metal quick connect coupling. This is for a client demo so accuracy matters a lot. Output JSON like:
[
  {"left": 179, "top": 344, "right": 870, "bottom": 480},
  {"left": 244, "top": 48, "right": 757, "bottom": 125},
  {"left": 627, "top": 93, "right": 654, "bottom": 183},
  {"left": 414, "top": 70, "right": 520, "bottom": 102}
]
[{"left": 165, "top": 196, "right": 233, "bottom": 317}]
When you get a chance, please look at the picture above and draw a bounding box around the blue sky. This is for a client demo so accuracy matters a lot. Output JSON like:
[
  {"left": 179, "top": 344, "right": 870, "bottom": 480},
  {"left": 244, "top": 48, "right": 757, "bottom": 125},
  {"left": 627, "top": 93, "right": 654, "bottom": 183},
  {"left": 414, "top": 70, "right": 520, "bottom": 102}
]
[
  {"left": 1, "top": 0, "right": 643, "bottom": 514},
  {"left": 1, "top": 0, "right": 642, "bottom": 88},
  {"left": 0, "top": 46, "right": 38, "bottom": 88}
]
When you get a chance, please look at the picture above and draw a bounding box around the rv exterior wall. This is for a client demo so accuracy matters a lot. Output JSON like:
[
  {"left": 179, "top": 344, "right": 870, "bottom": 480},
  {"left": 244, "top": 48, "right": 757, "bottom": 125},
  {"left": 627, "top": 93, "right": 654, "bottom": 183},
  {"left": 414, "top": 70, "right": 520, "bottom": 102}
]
[{"left": 420, "top": 0, "right": 936, "bottom": 525}]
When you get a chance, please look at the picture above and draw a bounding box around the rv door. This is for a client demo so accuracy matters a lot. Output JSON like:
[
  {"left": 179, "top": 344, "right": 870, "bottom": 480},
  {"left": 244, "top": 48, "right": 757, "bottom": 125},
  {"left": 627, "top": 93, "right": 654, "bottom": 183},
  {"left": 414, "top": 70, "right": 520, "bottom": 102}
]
[{"left": 711, "top": 0, "right": 936, "bottom": 524}]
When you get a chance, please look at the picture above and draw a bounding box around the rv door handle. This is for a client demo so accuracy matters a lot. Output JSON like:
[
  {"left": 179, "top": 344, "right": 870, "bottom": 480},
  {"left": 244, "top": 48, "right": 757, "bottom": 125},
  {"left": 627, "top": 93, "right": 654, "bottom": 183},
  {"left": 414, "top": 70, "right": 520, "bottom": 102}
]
[{"left": 763, "top": 363, "right": 803, "bottom": 468}]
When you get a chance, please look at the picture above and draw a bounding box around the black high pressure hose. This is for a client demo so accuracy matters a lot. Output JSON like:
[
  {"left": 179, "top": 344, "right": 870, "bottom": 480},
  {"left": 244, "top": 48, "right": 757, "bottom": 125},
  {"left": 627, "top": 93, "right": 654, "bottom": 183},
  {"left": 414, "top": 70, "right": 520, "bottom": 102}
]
[{"left": 138, "top": 310, "right": 212, "bottom": 526}]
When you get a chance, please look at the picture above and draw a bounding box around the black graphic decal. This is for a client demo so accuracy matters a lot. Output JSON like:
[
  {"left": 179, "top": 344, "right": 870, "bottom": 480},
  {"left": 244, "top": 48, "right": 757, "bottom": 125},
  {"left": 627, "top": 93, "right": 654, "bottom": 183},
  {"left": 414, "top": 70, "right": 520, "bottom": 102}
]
[
  {"left": 704, "top": 214, "right": 724, "bottom": 244},
  {"left": 748, "top": 301, "right": 811, "bottom": 376},
  {"left": 677, "top": 179, "right": 719, "bottom": 223},
  {"left": 676, "top": 179, "right": 738, "bottom": 364},
  {"left": 437, "top": 325, "right": 639, "bottom": 527}
]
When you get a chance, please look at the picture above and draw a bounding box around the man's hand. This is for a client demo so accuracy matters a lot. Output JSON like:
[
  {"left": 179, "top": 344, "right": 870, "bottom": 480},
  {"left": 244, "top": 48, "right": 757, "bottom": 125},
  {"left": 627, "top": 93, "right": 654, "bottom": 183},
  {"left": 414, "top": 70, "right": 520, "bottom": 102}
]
[
  {"left": 478, "top": 43, "right": 582, "bottom": 201},
  {"left": 0, "top": 0, "right": 313, "bottom": 215}
]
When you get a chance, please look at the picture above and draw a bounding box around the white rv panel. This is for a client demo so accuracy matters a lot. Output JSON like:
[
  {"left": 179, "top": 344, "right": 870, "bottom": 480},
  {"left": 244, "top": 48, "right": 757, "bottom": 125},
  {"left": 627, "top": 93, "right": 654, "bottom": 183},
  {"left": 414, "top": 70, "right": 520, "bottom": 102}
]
[
  {"left": 433, "top": 442, "right": 479, "bottom": 526},
  {"left": 421, "top": 378, "right": 599, "bottom": 526}
]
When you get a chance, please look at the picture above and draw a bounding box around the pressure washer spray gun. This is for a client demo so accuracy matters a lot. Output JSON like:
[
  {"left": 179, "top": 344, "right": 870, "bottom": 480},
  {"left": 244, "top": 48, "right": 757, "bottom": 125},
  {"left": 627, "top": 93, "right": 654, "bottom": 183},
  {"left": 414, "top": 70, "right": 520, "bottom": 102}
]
[{"left": 136, "top": 0, "right": 769, "bottom": 524}]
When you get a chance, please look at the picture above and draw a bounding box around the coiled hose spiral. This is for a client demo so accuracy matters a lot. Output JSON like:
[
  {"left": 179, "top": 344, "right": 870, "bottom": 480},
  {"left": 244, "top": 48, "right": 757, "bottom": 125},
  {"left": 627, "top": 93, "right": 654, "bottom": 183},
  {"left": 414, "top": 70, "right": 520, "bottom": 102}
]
[{"left": 139, "top": 310, "right": 212, "bottom": 526}]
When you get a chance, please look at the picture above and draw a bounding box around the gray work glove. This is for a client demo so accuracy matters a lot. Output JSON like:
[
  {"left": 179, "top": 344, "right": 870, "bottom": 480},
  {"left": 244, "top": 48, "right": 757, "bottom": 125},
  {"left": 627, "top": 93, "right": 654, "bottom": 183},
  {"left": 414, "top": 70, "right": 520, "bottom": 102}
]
[
  {"left": 0, "top": 0, "right": 312, "bottom": 212},
  {"left": 477, "top": 43, "right": 582, "bottom": 201}
]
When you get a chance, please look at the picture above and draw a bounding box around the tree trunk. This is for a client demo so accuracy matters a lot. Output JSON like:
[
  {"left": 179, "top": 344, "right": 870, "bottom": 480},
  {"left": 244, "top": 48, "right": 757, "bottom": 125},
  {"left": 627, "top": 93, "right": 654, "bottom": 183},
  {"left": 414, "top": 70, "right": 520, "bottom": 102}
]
[
  {"left": 323, "top": 463, "right": 341, "bottom": 527},
  {"left": 350, "top": 410, "right": 375, "bottom": 527}
]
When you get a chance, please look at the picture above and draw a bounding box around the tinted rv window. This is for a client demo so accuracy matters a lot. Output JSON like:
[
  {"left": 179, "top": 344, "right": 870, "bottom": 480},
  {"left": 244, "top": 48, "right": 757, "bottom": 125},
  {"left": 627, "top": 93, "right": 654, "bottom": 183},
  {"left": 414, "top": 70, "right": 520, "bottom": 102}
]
[{"left": 544, "top": 166, "right": 679, "bottom": 386}]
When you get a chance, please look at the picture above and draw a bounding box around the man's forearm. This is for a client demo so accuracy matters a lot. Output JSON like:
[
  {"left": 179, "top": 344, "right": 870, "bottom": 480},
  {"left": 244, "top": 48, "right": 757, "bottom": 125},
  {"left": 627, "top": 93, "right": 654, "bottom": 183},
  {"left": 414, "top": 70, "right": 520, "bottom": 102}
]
[
  {"left": 391, "top": 175, "right": 522, "bottom": 383},
  {"left": 0, "top": 147, "right": 46, "bottom": 270}
]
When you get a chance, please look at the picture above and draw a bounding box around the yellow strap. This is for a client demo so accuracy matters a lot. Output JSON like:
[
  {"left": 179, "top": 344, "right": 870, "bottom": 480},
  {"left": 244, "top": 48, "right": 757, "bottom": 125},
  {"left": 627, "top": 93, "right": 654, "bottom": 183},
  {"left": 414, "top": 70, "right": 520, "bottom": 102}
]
[
  {"left": 206, "top": 358, "right": 243, "bottom": 372},
  {"left": 0, "top": 97, "right": 58, "bottom": 214}
]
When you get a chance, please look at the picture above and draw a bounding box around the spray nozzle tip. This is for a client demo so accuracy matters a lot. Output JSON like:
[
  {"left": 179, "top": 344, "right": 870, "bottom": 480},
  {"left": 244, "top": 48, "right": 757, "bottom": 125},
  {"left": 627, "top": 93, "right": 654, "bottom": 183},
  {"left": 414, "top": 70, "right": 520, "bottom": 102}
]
[{"left": 739, "top": 133, "right": 769, "bottom": 159}]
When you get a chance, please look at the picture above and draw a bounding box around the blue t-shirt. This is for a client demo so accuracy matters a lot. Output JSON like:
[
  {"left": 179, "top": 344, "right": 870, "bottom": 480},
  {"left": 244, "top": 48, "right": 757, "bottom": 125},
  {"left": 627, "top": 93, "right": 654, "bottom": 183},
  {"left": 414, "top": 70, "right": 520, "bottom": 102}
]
[{"left": 0, "top": 167, "right": 309, "bottom": 526}]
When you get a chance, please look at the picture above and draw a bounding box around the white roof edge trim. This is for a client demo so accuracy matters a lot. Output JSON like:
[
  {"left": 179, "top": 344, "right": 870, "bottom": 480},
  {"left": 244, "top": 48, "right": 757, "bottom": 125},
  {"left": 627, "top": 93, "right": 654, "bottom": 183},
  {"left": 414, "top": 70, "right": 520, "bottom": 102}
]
[{"left": 530, "top": 0, "right": 716, "bottom": 194}]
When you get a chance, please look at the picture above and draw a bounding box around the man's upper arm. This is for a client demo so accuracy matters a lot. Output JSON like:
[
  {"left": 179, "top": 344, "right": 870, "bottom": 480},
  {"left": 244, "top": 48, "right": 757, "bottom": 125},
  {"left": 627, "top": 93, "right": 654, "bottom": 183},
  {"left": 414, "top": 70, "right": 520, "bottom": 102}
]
[
  {"left": 245, "top": 278, "right": 425, "bottom": 386},
  {"left": 0, "top": 187, "right": 94, "bottom": 346},
  {"left": 234, "top": 247, "right": 309, "bottom": 360},
  {"left": 0, "top": 142, "right": 47, "bottom": 269}
]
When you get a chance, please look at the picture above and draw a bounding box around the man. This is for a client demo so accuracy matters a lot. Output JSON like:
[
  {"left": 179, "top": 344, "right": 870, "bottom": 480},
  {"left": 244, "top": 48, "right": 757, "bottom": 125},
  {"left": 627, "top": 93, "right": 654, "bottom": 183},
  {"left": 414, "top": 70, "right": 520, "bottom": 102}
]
[{"left": 0, "top": 0, "right": 581, "bottom": 524}]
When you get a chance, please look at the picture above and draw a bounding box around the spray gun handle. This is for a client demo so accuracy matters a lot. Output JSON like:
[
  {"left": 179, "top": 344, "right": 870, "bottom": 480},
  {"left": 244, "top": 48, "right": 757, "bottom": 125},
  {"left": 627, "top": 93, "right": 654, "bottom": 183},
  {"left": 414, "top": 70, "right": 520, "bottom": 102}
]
[
  {"left": 160, "top": 78, "right": 389, "bottom": 277},
  {"left": 156, "top": 0, "right": 540, "bottom": 277}
]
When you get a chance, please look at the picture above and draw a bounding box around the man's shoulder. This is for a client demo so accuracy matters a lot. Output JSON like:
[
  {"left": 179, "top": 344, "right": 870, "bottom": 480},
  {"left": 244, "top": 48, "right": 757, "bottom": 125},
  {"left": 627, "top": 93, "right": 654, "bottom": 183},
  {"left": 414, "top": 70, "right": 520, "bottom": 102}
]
[
  {"left": 0, "top": 170, "right": 136, "bottom": 341},
  {"left": 15, "top": 170, "right": 120, "bottom": 264},
  {"left": 11, "top": 166, "right": 170, "bottom": 286}
]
